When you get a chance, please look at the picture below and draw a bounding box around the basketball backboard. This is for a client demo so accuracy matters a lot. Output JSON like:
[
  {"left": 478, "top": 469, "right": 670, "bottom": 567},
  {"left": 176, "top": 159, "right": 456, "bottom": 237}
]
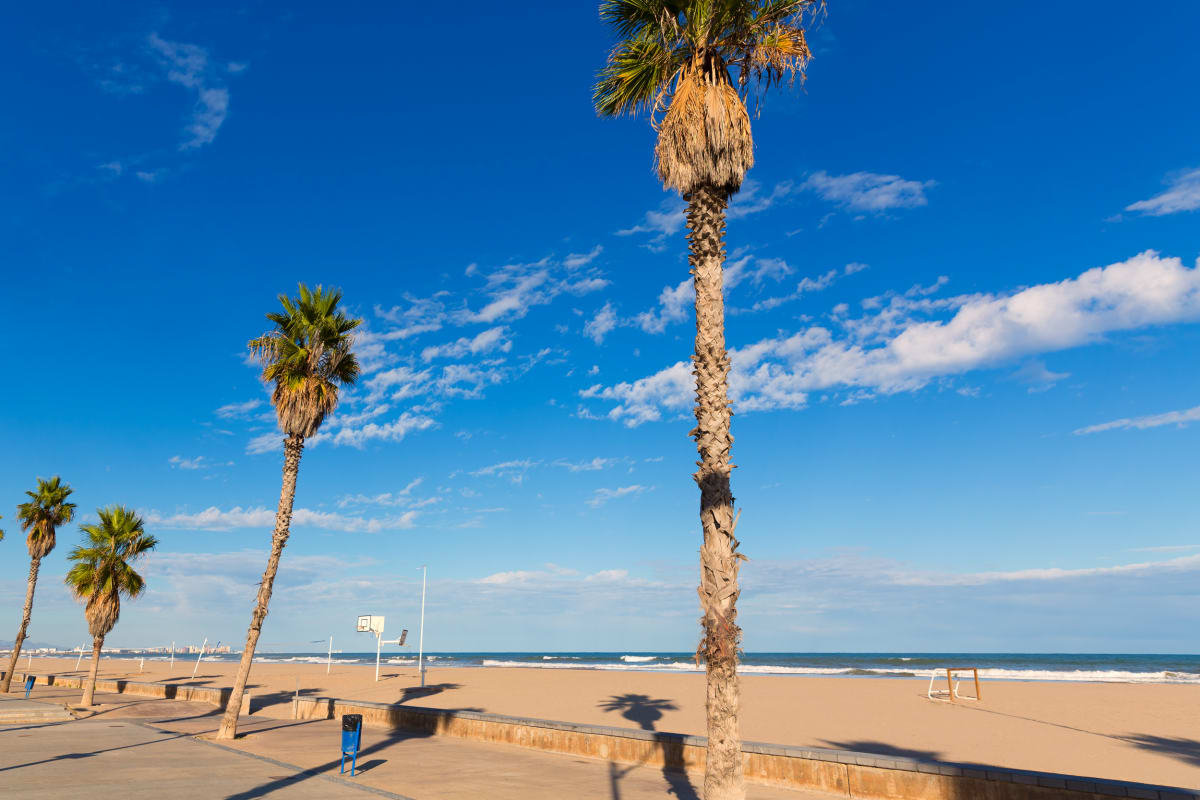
[{"left": 356, "top": 615, "right": 385, "bottom": 635}]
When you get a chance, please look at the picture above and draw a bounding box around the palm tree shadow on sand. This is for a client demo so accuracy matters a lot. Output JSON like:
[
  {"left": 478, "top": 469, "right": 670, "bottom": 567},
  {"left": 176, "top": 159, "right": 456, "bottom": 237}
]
[{"left": 598, "top": 694, "right": 698, "bottom": 800}]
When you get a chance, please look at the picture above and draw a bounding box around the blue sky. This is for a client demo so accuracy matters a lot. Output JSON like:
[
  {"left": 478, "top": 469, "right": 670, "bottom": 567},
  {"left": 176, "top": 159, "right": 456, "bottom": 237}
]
[{"left": 2, "top": 1, "right": 1199, "bottom": 655}]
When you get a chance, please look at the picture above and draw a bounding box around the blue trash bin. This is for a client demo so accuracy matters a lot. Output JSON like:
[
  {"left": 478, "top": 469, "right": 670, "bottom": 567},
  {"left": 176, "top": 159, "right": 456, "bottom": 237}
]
[
  {"left": 24, "top": 675, "right": 35, "bottom": 699},
  {"left": 341, "top": 714, "right": 363, "bottom": 776}
]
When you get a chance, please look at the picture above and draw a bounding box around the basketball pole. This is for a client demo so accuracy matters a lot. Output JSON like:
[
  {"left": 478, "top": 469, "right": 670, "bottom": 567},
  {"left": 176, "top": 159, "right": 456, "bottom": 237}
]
[
  {"left": 192, "top": 637, "right": 207, "bottom": 679},
  {"left": 417, "top": 565, "right": 427, "bottom": 688},
  {"left": 327, "top": 635, "right": 333, "bottom": 675},
  {"left": 375, "top": 631, "right": 382, "bottom": 682}
]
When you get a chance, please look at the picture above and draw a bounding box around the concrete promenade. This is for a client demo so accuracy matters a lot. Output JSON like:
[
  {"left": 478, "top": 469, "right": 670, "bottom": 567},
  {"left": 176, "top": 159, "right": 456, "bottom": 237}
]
[{"left": 0, "top": 687, "right": 831, "bottom": 799}]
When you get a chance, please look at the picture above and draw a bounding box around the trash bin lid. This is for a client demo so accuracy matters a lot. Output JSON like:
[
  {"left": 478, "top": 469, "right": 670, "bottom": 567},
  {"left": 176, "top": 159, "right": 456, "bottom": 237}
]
[{"left": 342, "top": 713, "right": 362, "bottom": 731}]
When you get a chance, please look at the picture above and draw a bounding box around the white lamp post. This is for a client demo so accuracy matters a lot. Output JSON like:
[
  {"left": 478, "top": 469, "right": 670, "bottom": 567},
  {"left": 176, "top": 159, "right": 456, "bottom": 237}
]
[{"left": 417, "top": 565, "right": 427, "bottom": 688}]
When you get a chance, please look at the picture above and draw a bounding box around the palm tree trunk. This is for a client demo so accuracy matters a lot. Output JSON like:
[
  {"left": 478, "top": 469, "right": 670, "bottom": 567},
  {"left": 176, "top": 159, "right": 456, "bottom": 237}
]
[
  {"left": 217, "top": 434, "right": 305, "bottom": 740},
  {"left": 686, "top": 184, "right": 745, "bottom": 800},
  {"left": 81, "top": 635, "right": 104, "bottom": 706},
  {"left": 1, "top": 556, "right": 41, "bottom": 693}
]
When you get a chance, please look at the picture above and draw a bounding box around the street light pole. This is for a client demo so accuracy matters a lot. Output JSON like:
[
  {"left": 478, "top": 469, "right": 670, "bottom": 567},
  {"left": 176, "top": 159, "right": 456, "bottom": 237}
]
[{"left": 418, "top": 565, "right": 427, "bottom": 688}]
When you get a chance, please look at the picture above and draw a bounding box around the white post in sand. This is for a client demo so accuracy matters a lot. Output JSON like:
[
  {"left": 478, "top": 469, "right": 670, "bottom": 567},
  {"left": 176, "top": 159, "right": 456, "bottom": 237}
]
[
  {"left": 75, "top": 645, "right": 84, "bottom": 671},
  {"left": 375, "top": 631, "right": 382, "bottom": 682},
  {"left": 327, "top": 636, "right": 333, "bottom": 675},
  {"left": 192, "top": 638, "right": 208, "bottom": 679},
  {"left": 140, "top": 657, "right": 145, "bottom": 673},
  {"left": 170, "top": 641, "right": 175, "bottom": 669},
  {"left": 418, "top": 565, "right": 427, "bottom": 688},
  {"left": 26, "top": 652, "right": 32, "bottom": 671}
]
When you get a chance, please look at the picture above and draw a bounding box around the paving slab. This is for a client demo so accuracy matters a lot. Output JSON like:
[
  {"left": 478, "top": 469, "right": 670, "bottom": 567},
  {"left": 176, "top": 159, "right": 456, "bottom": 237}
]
[{"left": 0, "top": 718, "right": 390, "bottom": 799}]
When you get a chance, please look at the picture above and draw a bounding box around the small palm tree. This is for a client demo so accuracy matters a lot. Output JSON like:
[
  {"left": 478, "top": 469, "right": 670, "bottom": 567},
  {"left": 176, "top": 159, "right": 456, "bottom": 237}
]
[
  {"left": 65, "top": 506, "right": 157, "bottom": 706},
  {"left": 595, "top": 3, "right": 818, "bottom": 797},
  {"left": 217, "top": 284, "right": 361, "bottom": 739},
  {"left": 2, "top": 477, "right": 76, "bottom": 693}
]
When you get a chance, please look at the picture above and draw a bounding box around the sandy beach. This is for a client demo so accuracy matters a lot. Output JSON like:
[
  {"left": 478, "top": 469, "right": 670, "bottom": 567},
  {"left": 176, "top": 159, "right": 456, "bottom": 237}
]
[{"left": 14, "top": 655, "right": 1197, "bottom": 789}]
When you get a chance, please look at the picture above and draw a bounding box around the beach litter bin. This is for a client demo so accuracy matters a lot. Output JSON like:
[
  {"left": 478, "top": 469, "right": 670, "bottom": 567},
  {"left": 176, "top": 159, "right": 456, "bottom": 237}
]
[
  {"left": 341, "top": 713, "right": 363, "bottom": 776},
  {"left": 24, "top": 675, "right": 35, "bottom": 699}
]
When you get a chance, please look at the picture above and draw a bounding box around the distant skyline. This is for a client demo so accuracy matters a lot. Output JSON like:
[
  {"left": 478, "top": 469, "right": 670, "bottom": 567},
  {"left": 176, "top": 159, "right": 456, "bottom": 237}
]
[{"left": 2, "top": 1, "right": 1198, "bottom": 654}]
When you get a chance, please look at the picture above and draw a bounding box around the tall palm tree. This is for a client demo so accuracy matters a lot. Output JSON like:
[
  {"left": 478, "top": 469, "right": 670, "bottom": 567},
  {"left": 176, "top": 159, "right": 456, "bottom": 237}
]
[
  {"left": 594, "top": 3, "right": 818, "bottom": 797},
  {"left": 217, "top": 284, "right": 361, "bottom": 739},
  {"left": 65, "top": 506, "right": 157, "bottom": 706},
  {"left": 2, "top": 477, "right": 76, "bottom": 693}
]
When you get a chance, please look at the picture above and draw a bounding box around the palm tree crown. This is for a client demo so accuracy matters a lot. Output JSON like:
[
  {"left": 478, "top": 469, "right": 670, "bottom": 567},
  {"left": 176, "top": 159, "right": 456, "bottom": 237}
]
[
  {"left": 17, "top": 476, "right": 76, "bottom": 560},
  {"left": 594, "top": 0, "right": 818, "bottom": 195},
  {"left": 65, "top": 506, "right": 158, "bottom": 639},
  {"left": 249, "top": 283, "right": 362, "bottom": 438}
]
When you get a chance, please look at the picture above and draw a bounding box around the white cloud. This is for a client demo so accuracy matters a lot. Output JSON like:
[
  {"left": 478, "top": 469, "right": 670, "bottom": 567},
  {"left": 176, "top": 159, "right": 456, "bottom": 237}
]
[
  {"left": 470, "top": 459, "right": 538, "bottom": 482},
  {"left": 216, "top": 398, "right": 262, "bottom": 419},
  {"left": 313, "top": 411, "right": 437, "bottom": 448},
  {"left": 616, "top": 199, "right": 687, "bottom": 251},
  {"left": 635, "top": 279, "right": 692, "bottom": 334},
  {"left": 587, "top": 485, "right": 648, "bottom": 508},
  {"left": 727, "top": 180, "right": 794, "bottom": 219},
  {"left": 584, "top": 302, "right": 619, "bottom": 344},
  {"left": 421, "top": 327, "right": 512, "bottom": 361},
  {"left": 581, "top": 362, "right": 693, "bottom": 426},
  {"left": 168, "top": 455, "right": 232, "bottom": 470},
  {"left": 456, "top": 260, "right": 609, "bottom": 324},
  {"left": 339, "top": 477, "right": 422, "bottom": 506},
  {"left": 246, "top": 432, "right": 282, "bottom": 455},
  {"left": 553, "top": 457, "right": 618, "bottom": 472},
  {"left": 1074, "top": 404, "right": 1200, "bottom": 435},
  {"left": 564, "top": 245, "right": 603, "bottom": 269},
  {"left": 147, "top": 33, "right": 232, "bottom": 150},
  {"left": 1126, "top": 168, "right": 1200, "bottom": 216},
  {"left": 145, "top": 506, "right": 418, "bottom": 533},
  {"left": 585, "top": 569, "right": 629, "bottom": 582},
  {"left": 800, "top": 171, "right": 934, "bottom": 212},
  {"left": 747, "top": 262, "right": 868, "bottom": 313},
  {"left": 585, "top": 251, "right": 1200, "bottom": 425}
]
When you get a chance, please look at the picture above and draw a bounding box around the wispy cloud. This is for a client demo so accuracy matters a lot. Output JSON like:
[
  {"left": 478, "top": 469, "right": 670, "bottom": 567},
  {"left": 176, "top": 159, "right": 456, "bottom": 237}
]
[
  {"left": 585, "top": 250, "right": 1200, "bottom": 425},
  {"left": 616, "top": 199, "right": 687, "bottom": 252},
  {"left": 587, "top": 485, "right": 648, "bottom": 508},
  {"left": 144, "top": 506, "right": 418, "bottom": 533},
  {"left": 167, "top": 455, "right": 232, "bottom": 470},
  {"left": 1074, "top": 404, "right": 1200, "bottom": 435},
  {"left": 564, "top": 245, "right": 604, "bottom": 269},
  {"left": 584, "top": 302, "right": 619, "bottom": 344},
  {"left": 470, "top": 459, "right": 538, "bottom": 482},
  {"left": 1126, "top": 168, "right": 1200, "bottom": 216},
  {"left": 553, "top": 457, "right": 619, "bottom": 472},
  {"left": 147, "top": 33, "right": 232, "bottom": 150},
  {"left": 421, "top": 327, "right": 512, "bottom": 362},
  {"left": 215, "top": 398, "right": 262, "bottom": 419},
  {"left": 800, "top": 171, "right": 934, "bottom": 212}
]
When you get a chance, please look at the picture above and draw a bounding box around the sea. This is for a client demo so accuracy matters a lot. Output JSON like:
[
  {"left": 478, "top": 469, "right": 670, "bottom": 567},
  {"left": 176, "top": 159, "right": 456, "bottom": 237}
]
[{"left": 105, "top": 651, "right": 1200, "bottom": 684}]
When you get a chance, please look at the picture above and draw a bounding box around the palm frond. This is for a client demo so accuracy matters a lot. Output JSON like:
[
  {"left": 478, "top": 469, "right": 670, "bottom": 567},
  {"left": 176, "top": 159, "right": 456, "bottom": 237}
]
[
  {"left": 65, "top": 505, "right": 157, "bottom": 639},
  {"left": 248, "top": 284, "right": 362, "bottom": 439}
]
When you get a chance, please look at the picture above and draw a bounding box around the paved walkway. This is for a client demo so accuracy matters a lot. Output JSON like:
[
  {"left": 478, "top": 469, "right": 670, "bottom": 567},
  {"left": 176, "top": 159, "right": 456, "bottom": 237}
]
[
  {"left": 1, "top": 687, "right": 835, "bottom": 799},
  {"left": 0, "top": 719, "right": 387, "bottom": 799}
]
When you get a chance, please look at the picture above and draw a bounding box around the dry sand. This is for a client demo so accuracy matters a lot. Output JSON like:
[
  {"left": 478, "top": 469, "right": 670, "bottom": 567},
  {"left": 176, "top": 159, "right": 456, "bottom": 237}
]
[{"left": 18, "top": 655, "right": 1198, "bottom": 789}]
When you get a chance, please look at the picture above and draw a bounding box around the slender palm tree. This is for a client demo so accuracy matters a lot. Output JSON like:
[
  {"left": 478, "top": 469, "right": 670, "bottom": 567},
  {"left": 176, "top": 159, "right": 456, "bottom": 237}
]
[
  {"left": 65, "top": 506, "right": 157, "bottom": 706},
  {"left": 594, "top": 3, "right": 818, "bottom": 797},
  {"left": 2, "top": 477, "right": 76, "bottom": 693},
  {"left": 217, "top": 284, "right": 361, "bottom": 739}
]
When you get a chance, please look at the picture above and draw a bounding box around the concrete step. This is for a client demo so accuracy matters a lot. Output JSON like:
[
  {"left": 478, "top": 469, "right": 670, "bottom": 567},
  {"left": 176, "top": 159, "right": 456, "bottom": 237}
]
[{"left": 0, "top": 698, "right": 74, "bottom": 723}]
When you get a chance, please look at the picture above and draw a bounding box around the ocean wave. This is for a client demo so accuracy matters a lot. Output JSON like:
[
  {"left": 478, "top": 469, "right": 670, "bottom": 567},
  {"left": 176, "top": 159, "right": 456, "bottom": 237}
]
[{"left": 621, "top": 655, "right": 657, "bottom": 662}]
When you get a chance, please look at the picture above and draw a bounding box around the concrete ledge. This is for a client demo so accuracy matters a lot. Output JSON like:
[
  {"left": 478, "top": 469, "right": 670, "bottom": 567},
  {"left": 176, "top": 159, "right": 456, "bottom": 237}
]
[
  {"left": 289, "top": 694, "right": 1200, "bottom": 800},
  {"left": 4, "top": 671, "right": 250, "bottom": 714}
]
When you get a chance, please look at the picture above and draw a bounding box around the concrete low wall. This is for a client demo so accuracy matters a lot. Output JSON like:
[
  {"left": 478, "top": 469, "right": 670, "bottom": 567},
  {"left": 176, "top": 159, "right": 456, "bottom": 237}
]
[
  {"left": 3, "top": 670, "right": 249, "bottom": 714},
  {"left": 291, "top": 694, "right": 1198, "bottom": 800}
]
